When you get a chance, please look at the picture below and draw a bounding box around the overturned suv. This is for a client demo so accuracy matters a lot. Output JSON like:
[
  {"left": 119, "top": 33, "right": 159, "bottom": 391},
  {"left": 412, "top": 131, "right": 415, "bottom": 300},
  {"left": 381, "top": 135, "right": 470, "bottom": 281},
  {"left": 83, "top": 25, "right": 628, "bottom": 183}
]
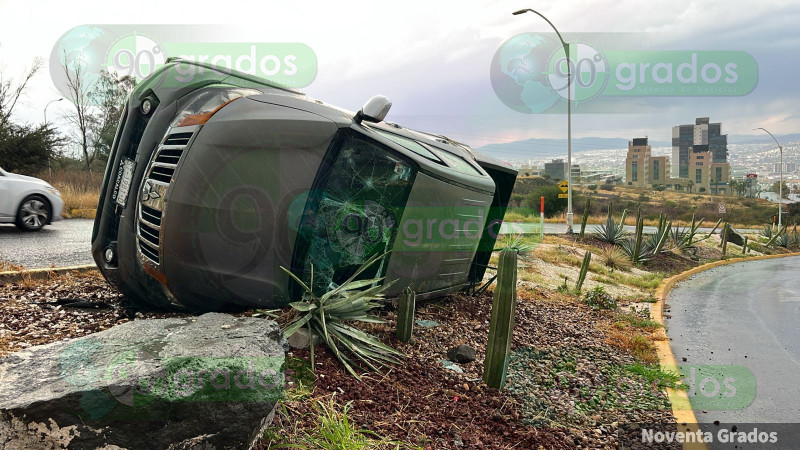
[{"left": 92, "top": 60, "right": 517, "bottom": 311}]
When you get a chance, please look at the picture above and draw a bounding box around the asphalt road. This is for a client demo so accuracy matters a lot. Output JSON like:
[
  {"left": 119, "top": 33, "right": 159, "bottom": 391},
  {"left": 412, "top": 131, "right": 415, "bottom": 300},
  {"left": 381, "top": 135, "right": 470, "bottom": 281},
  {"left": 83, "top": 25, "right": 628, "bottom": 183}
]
[
  {"left": 667, "top": 257, "right": 800, "bottom": 438},
  {"left": 0, "top": 219, "right": 95, "bottom": 269},
  {"left": 0, "top": 218, "right": 753, "bottom": 270}
]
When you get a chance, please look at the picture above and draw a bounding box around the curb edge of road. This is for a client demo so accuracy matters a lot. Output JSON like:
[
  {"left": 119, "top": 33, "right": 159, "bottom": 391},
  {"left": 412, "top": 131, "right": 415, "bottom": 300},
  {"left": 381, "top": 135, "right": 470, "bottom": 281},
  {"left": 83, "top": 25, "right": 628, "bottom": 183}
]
[
  {"left": 0, "top": 264, "right": 98, "bottom": 284},
  {"left": 651, "top": 250, "right": 800, "bottom": 450}
]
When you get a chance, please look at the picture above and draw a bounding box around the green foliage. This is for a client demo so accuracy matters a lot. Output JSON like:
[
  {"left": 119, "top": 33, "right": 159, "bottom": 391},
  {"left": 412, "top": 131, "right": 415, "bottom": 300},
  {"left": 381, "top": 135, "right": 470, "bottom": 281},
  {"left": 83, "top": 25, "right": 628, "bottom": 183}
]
[
  {"left": 579, "top": 198, "right": 590, "bottom": 239},
  {"left": 645, "top": 213, "right": 672, "bottom": 256},
  {"left": 588, "top": 184, "right": 598, "bottom": 190},
  {"left": 496, "top": 234, "right": 535, "bottom": 255},
  {"left": 615, "top": 312, "right": 662, "bottom": 330},
  {"left": 271, "top": 395, "right": 396, "bottom": 449},
  {"left": 583, "top": 286, "right": 617, "bottom": 310},
  {"left": 575, "top": 251, "right": 592, "bottom": 291},
  {"left": 761, "top": 225, "right": 773, "bottom": 239},
  {"left": 484, "top": 248, "right": 518, "bottom": 389},
  {"left": 395, "top": 288, "right": 415, "bottom": 343},
  {"left": 599, "top": 245, "right": 632, "bottom": 271},
  {"left": 0, "top": 123, "right": 62, "bottom": 175},
  {"left": 625, "top": 364, "right": 682, "bottom": 389},
  {"left": 282, "top": 253, "right": 403, "bottom": 380},
  {"left": 765, "top": 225, "right": 788, "bottom": 247},
  {"left": 593, "top": 203, "right": 628, "bottom": 244},
  {"left": 523, "top": 184, "right": 567, "bottom": 218}
]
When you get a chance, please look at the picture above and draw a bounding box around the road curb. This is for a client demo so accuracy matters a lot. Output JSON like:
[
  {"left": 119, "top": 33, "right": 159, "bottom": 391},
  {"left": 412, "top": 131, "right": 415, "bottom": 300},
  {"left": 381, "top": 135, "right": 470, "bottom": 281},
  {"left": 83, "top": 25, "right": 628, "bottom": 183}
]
[
  {"left": 0, "top": 264, "right": 97, "bottom": 284},
  {"left": 651, "top": 251, "right": 800, "bottom": 450}
]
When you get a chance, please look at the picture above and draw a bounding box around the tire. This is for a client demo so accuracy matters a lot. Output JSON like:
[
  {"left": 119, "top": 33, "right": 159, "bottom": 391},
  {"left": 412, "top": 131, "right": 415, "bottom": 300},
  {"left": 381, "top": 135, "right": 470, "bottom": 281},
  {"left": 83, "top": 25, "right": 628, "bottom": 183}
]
[{"left": 15, "top": 195, "right": 51, "bottom": 231}]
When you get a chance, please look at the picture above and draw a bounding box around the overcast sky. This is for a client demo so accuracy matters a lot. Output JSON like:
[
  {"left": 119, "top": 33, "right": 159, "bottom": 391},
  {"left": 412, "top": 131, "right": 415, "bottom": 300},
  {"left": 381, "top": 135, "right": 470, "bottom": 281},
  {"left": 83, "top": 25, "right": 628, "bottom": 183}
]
[{"left": 1, "top": 0, "right": 798, "bottom": 156}]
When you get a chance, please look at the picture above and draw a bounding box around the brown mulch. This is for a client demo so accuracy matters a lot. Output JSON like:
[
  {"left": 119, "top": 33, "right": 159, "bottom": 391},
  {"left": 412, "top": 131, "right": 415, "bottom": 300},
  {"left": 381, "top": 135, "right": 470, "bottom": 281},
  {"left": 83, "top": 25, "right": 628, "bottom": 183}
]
[
  {"left": 0, "top": 271, "right": 189, "bottom": 356},
  {"left": 2, "top": 271, "right": 676, "bottom": 449}
]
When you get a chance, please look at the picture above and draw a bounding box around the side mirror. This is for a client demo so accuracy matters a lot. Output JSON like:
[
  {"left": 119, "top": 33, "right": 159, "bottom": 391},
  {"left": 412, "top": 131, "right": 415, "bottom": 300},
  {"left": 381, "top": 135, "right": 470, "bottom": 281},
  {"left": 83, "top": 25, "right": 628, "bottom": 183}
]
[{"left": 354, "top": 95, "right": 391, "bottom": 124}]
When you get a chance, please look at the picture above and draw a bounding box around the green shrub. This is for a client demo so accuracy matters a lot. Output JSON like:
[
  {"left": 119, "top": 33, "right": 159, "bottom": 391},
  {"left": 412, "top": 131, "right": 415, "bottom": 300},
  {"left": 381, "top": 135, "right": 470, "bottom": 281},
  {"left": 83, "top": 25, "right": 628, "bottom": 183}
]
[{"left": 583, "top": 286, "right": 617, "bottom": 310}]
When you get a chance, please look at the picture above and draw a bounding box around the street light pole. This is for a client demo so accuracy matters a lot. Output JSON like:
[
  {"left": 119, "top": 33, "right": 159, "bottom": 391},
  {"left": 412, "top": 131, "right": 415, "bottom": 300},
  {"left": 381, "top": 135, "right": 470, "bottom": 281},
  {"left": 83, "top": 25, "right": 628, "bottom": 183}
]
[
  {"left": 513, "top": 9, "right": 573, "bottom": 233},
  {"left": 44, "top": 98, "right": 63, "bottom": 125},
  {"left": 754, "top": 127, "right": 783, "bottom": 228}
]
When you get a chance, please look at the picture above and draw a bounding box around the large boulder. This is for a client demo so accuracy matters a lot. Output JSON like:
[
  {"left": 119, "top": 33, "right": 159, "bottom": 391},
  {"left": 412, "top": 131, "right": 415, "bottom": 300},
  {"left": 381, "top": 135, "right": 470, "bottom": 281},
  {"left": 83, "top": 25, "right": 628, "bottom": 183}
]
[
  {"left": 726, "top": 225, "right": 745, "bottom": 247},
  {"left": 0, "top": 313, "right": 287, "bottom": 449}
]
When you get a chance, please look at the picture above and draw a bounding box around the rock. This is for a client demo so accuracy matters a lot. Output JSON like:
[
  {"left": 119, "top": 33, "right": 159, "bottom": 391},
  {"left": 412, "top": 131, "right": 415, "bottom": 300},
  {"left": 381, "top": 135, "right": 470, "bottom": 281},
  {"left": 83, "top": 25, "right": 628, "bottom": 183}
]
[
  {"left": 288, "top": 327, "right": 321, "bottom": 349},
  {"left": 726, "top": 225, "right": 745, "bottom": 246},
  {"left": 415, "top": 319, "right": 439, "bottom": 328},
  {"left": 0, "top": 313, "right": 287, "bottom": 449},
  {"left": 447, "top": 344, "right": 476, "bottom": 364},
  {"left": 439, "top": 359, "right": 463, "bottom": 373}
]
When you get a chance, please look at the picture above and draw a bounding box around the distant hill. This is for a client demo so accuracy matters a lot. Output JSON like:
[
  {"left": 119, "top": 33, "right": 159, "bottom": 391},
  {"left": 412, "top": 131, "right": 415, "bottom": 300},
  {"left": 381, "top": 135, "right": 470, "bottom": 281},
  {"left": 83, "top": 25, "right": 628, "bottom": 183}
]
[
  {"left": 475, "top": 133, "right": 800, "bottom": 161},
  {"left": 475, "top": 137, "right": 670, "bottom": 160},
  {"left": 728, "top": 133, "right": 800, "bottom": 145}
]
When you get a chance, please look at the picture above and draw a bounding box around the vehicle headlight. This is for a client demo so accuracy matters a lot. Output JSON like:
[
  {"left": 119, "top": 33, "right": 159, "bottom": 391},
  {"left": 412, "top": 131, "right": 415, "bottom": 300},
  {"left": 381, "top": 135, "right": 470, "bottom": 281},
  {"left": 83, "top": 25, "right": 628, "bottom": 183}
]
[
  {"left": 46, "top": 186, "right": 61, "bottom": 197},
  {"left": 171, "top": 86, "right": 262, "bottom": 127}
]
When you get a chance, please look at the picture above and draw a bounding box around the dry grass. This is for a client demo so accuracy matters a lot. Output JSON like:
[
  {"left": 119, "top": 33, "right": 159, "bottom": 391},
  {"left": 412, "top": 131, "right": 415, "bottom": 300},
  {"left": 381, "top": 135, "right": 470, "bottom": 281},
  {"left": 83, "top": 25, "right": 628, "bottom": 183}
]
[
  {"left": 36, "top": 170, "right": 101, "bottom": 218},
  {"left": 0, "top": 261, "right": 24, "bottom": 272}
]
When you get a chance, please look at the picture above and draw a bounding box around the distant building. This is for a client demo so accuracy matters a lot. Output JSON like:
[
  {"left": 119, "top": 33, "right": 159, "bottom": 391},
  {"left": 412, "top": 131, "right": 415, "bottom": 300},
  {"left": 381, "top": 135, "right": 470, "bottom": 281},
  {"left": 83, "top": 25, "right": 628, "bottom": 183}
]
[
  {"left": 670, "top": 117, "right": 731, "bottom": 194},
  {"left": 544, "top": 159, "right": 567, "bottom": 180},
  {"left": 745, "top": 173, "right": 758, "bottom": 197},
  {"left": 772, "top": 162, "right": 797, "bottom": 174},
  {"left": 625, "top": 137, "right": 669, "bottom": 188}
]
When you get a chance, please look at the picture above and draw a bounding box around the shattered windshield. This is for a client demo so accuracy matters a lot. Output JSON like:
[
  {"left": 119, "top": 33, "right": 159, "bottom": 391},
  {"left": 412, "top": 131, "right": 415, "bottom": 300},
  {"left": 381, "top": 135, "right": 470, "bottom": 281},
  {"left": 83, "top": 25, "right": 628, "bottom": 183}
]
[{"left": 295, "top": 134, "right": 415, "bottom": 294}]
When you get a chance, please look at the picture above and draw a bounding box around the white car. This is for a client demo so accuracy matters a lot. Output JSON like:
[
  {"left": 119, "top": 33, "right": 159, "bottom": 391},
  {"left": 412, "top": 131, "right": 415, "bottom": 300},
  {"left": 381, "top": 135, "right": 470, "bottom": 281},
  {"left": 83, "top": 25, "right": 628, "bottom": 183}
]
[{"left": 0, "top": 167, "right": 64, "bottom": 231}]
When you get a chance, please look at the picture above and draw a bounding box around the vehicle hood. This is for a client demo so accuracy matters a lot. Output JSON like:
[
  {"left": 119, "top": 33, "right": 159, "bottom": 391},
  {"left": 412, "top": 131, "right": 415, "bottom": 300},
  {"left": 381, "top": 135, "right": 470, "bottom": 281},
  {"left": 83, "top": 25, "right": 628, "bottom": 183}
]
[{"left": 6, "top": 173, "right": 51, "bottom": 186}]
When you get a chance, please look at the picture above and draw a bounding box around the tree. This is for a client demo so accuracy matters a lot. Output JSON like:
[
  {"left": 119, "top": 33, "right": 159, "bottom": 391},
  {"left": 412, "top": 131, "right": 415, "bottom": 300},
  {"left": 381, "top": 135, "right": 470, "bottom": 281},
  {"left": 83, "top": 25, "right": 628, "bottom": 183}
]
[
  {"left": 523, "top": 185, "right": 567, "bottom": 218},
  {"left": 0, "top": 51, "right": 61, "bottom": 174},
  {"left": 687, "top": 180, "right": 694, "bottom": 193},
  {"left": 772, "top": 181, "right": 789, "bottom": 199},
  {"left": 0, "top": 123, "right": 63, "bottom": 175},
  {"left": 0, "top": 54, "right": 43, "bottom": 126},
  {"left": 62, "top": 58, "right": 135, "bottom": 170},
  {"left": 510, "top": 193, "right": 524, "bottom": 207},
  {"left": 91, "top": 70, "right": 135, "bottom": 163},
  {"left": 62, "top": 57, "right": 97, "bottom": 170}
]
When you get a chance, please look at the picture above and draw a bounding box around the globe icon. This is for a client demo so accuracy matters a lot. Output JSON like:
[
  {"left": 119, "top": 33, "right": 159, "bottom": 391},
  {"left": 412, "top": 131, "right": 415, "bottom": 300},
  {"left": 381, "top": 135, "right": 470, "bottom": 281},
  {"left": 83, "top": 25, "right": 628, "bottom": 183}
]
[
  {"left": 49, "top": 25, "right": 118, "bottom": 102},
  {"left": 490, "top": 33, "right": 562, "bottom": 114}
]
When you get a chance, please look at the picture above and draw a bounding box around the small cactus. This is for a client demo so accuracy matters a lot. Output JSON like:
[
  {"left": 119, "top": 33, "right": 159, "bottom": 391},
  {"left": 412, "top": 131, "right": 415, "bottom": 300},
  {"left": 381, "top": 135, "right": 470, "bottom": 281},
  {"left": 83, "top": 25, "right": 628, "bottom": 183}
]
[
  {"left": 396, "top": 288, "right": 416, "bottom": 342},
  {"left": 575, "top": 251, "right": 592, "bottom": 291},
  {"left": 483, "top": 248, "right": 518, "bottom": 389},
  {"left": 579, "top": 198, "right": 590, "bottom": 240},
  {"left": 721, "top": 223, "right": 729, "bottom": 255}
]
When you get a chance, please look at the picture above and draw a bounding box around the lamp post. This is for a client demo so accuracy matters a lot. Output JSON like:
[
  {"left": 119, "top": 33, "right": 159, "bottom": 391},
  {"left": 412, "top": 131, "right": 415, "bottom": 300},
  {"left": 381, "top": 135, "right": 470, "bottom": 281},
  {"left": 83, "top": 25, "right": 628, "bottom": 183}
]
[
  {"left": 512, "top": 8, "right": 573, "bottom": 233},
  {"left": 44, "top": 98, "right": 63, "bottom": 124},
  {"left": 753, "top": 127, "right": 783, "bottom": 228}
]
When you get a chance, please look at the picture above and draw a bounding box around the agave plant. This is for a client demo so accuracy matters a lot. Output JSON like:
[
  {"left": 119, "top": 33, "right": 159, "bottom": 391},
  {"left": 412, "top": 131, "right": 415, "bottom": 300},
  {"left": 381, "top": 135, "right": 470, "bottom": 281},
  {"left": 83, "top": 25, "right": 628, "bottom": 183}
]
[
  {"left": 282, "top": 252, "right": 403, "bottom": 379},
  {"left": 599, "top": 245, "right": 631, "bottom": 272},
  {"left": 593, "top": 203, "right": 628, "bottom": 245},
  {"left": 495, "top": 234, "right": 535, "bottom": 255},
  {"left": 761, "top": 225, "right": 774, "bottom": 239},
  {"left": 644, "top": 213, "right": 672, "bottom": 255},
  {"left": 775, "top": 232, "right": 790, "bottom": 248},
  {"left": 620, "top": 237, "right": 654, "bottom": 264}
]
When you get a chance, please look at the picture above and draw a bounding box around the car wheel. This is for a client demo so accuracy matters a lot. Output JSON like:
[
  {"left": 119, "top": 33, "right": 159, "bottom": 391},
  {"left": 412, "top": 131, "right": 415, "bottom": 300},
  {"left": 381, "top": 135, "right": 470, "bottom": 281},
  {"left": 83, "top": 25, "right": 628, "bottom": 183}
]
[{"left": 15, "top": 195, "right": 51, "bottom": 231}]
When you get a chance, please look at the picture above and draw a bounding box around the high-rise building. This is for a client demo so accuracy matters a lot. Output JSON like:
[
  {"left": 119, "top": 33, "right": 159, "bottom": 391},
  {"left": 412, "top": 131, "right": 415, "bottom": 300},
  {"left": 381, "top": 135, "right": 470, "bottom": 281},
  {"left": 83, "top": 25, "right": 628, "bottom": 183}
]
[
  {"left": 672, "top": 117, "right": 729, "bottom": 178},
  {"left": 671, "top": 117, "right": 730, "bottom": 194},
  {"left": 625, "top": 138, "right": 670, "bottom": 188}
]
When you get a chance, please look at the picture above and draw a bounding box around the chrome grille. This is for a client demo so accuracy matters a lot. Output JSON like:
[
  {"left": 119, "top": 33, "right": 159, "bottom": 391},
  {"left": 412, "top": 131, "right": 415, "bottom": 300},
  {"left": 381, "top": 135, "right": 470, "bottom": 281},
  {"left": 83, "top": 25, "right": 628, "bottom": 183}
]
[{"left": 136, "top": 128, "right": 196, "bottom": 265}]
